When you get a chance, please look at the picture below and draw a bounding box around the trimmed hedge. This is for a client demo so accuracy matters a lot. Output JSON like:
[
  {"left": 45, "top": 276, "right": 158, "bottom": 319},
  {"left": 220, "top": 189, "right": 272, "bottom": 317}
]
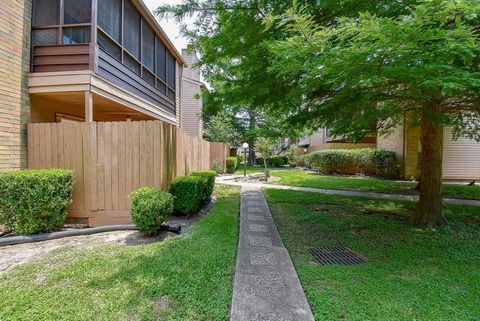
[
  {"left": 190, "top": 170, "right": 216, "bottom": 202},
  {"left": 256, "top": 157, "right": 285, "bottom": 167},
  {"left": 304, "top": 148, "right": 398, "bottom": 177},
  {"left": 169, "top": 176, "right": 208, "bottom": 216},
  {"left": 130, "top": 187, "right": 173, "bottom": 235},
  {"left": 226, "top": 157, "right": 238, "bottom": 173},
  {"left": 0, "top": 169, "right": 73, "bottom": 235}
]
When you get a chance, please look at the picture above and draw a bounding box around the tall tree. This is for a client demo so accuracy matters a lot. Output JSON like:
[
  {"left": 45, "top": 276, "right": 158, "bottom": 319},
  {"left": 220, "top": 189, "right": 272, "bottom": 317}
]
[
  {"left": 155, "top": 0, "right": 418, "bottom": 159},
  {"left": 266, "top": 0, "right": 480, "bottom": 226}
]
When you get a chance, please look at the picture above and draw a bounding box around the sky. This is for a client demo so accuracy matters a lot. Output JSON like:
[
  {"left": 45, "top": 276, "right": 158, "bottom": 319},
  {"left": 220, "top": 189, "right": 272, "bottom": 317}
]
[{"left": 143, "top": 0, "right": 192, "bottom": 53}]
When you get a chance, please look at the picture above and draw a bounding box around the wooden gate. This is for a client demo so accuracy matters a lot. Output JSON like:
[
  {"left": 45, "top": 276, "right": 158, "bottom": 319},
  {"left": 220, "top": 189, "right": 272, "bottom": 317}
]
[{"left": 28, "top": 121, "right": 221, "bottom": 226}]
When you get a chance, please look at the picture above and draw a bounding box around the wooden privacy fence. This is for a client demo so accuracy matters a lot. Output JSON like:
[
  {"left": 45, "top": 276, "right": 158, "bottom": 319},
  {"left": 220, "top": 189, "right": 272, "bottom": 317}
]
[
  {"left": 209, "top": 142, "right": 230, "bottom": 170},
  {"left": 28, "top": 121, "right": 228, "bottom": 226}
]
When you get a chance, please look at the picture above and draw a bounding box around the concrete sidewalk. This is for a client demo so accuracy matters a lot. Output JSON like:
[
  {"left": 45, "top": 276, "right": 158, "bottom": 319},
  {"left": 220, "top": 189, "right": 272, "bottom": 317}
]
[
  {"left": 217, "top": 178, "right": 480, "bottom": 207},
  {"left": 230, "top": 186, "right": 314, "bottom": 321}
]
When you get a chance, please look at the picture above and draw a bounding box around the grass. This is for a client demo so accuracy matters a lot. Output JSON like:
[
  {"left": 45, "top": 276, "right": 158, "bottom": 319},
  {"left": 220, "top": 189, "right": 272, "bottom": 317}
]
[
  {"left": 269, "top": 169, "right": 480, "bottom": 200},
  {"left": 265, "top": 188, "right": 480, "bottom": 321},
  {"left": 0, "top": 185, "right": 240, "bottom": 321},
  {"left": 234, "top": 165, "right": 286, "bottom": 175}
]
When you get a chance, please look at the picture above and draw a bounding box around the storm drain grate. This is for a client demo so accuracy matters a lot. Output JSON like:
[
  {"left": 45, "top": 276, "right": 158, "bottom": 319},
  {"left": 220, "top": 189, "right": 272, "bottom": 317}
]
[{"left": 309, "top": 245, "right": 366, "bottom": 265}]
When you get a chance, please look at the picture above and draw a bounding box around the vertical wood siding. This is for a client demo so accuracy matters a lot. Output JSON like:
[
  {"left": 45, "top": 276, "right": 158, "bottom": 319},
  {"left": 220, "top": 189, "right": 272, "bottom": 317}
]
[{"left": 28, "top": 121, "right": 227, "bottom": 226}]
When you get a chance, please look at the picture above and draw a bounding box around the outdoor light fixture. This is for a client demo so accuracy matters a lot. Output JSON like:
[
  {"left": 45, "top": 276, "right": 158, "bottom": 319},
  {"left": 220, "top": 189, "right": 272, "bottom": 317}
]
[{"left": 242, "top": 142, "right": 249, "bottom": 178}]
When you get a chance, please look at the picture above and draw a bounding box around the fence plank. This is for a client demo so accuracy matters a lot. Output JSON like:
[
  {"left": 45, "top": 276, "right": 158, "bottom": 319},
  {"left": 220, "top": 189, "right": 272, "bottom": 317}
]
[
  {"left": 27, "top": 121, "right": 223, "bottom": 226},
  {"left": 96, "top": 122, "right": 105, "bottom": 210}
]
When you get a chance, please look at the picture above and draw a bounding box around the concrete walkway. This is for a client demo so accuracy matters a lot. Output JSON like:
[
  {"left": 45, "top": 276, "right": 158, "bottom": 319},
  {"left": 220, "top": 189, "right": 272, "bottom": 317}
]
[
  {"left": 230, "top": 186, "right": 314, "bottom": 321},
  {"left": 217, "top": 177, "right": 480, "bottom": 207}
]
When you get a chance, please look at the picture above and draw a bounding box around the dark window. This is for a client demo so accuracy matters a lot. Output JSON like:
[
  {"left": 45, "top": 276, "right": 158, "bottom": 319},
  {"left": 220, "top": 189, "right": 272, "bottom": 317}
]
[
  {"left": 155, "top": 37, "right": 166, "bottom": 81},
  {"left": 123, "top": 0, "right": 140, "bottom": 59},
  {"left": 33, "top": 29, "right": 58, "bottom": 45},
  {"left": 98, "top": 0, "right": 122, "bottom": 42},
  {"left": 166, "top": 50, "right": 175, "bottom": 89},
  {"left": 98, "top": 30, "right": 122, "bottom": 60},
  {"left": 156, "top": 82, "right": 166, "bottom": 94},
  {"left": 124, "top": 52, "right": 141, "bottom": 75},
  {"left": 143, "top": 68, "right": 155, "bottom": 87},
  {"left": 63, "top": 27, "right": 90, "bottom": 44},
  {"left": 64, "top": 0, "right": 91, "bottom": 24},
  {"left": 141, "top": 20, "right": 154, "bottom": 72},
  {"left": 167, "top": 89, "right": 175, "bottom": 100},
  {"left": 32, "top": 0, "right": 59, "bottom": 26}
]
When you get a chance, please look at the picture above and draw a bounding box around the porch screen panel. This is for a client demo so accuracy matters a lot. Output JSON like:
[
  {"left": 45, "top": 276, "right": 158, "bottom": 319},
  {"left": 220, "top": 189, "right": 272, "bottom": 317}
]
[
  {"left": 155, "top": 38, "right": 166, "bottom": 81},
  {"left": 98, "top": 0, "right": 122, "bottom": 42},
  {"left": 124, "top": 0, "right": 141, "bottom": 60},
  {"left": 142, "top": 20, "right": 155, "bottom": 72},
  {"left": 166, "top": 51, "right": 176, "bottom": 98},
  {"left": 32, "top": 0, "right": 59, "bottom": 26},
  {"left": 98, "top": 32, "right": 122, "bottom": 60},
  {"left": 64, "top": 0, "right": 91, "bottom": 24}
]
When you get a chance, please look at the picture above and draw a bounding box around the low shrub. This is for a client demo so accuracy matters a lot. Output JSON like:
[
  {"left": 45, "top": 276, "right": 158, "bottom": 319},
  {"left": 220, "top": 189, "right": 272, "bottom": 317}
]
[
  {"left": 130, "top": 187, "right": 173, "bottom": 235},
  {"left": 0, "top": 169, "right": 73, "bottom": 235},
  {"left": 294, "top": 154, "right": 306, "bottom": 167},
  {"left": 256, "top": 157, "right": 285, "bottom": 167},
  {"left": 372, "top": 150, "right": 398, "bottom": 178},
  {"left": 304, "top": 148, "right": 398, "bottom": 177},
  {"left": 190, "top": 170, "right": 216, "bottom": 202},
  {"left": 226, "top": 157, "right": 238, "bottom": 173},
  {"left": 169, "top": 176, "right": 208, "bottom": 216},
  {"left": 210, "top": 160, "right": 224, "bottom": 174}
]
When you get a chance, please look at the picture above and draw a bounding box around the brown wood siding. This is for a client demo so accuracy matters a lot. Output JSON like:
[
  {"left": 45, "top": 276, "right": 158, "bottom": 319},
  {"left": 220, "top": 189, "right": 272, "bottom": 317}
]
[
  {"left": 97, "top": 49, "right": 176, "bottom": 116},
  {"left": 32, "top": 44, "right": 91, "bottom": 72}
]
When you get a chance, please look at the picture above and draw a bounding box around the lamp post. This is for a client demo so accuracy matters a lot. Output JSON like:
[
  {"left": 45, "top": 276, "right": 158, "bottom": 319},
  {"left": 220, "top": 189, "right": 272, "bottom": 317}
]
[{"left": 242, "top": 142, "right": 249, "bottom": 178}]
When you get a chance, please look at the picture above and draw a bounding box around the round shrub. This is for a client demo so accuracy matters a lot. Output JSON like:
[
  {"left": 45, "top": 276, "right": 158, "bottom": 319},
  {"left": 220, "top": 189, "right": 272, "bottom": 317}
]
[
  {"left": 226, "top": 157, "right": 238, "bottom": 173},
  {"left": 169, "top": 176, "right": 208, "bottom": 216},
  {"left": 372, "top": 150, "right": 398, "bottom": 178},
  {"left": 130, "top": 187, "right": 173, "bottom": 235},
  {"left": 304, "top": 148, "right": 397, "bottom": 177},
  {"left": 190, "top": 170, "right": 216, "bottom": 203},
  {"left": 0, "top": 169, "right": 73, "bottom": 235}
]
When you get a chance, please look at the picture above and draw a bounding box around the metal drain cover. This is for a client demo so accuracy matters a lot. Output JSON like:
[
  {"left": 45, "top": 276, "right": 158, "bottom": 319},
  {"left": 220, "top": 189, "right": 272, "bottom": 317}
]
[{"left": 310, "top": 245, "right": 366, "bottom": 265}]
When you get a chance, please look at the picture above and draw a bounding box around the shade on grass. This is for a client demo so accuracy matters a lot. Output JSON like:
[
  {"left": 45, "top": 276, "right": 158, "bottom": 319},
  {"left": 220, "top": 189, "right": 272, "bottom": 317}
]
[
  {"left": 265, "top": 188, "right": 480, "bottom": 321},
  {"left": 0, "top": 185, "right": 240, "bottom": 321},
  {"left": 270, "top": 170, "right": 480, "bottom": 200}
]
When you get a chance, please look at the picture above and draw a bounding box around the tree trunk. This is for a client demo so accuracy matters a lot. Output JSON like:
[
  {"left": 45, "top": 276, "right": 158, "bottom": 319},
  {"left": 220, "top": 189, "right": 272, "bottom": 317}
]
[{"left": 410, "top": 101, "right": 448, "bottom": 227}]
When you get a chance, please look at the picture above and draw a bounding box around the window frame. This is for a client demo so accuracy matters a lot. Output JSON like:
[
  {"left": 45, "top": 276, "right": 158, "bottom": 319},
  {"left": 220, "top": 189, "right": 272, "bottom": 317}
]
[{"left": 31, "top": 0, "right": 93, "bottom": 45}]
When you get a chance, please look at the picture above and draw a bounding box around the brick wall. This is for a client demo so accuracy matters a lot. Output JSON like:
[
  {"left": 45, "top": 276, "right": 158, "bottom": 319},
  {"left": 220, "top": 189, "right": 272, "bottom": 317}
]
[{"left": 0, "top": 0, "right": 31, "bottom": 172}]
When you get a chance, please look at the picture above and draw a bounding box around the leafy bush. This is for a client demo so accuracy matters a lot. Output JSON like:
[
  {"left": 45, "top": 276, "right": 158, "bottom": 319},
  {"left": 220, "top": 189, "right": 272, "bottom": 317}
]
[
  {"left": 226, "top": 157, "right": 238, "bottom": 173},
  {"left": 294, "top": 154, "right": 306, "bottom": 167},
  {"left": 130, "top": 187, "right": 173, "bottom": 235},
  {"left": 169, "top": 176, "right": 208, "bottom": 216},
  {"left": 256, "top": 157, "right": 286, "bottom": 167},
  {"left": 190, "top": 170, "right": 216, "bottom": 202},
  {"left": 372, "top": 150, "right": 398, "bottom": 178},
  {"left": 210, "top": 160, "right": 224, "bottom": 174},
  {"left": 304, "top": 148, "right": 398, "bottom": 177},
  {"left": 0, "top": 169, "right": 73, "bottom": 235}
]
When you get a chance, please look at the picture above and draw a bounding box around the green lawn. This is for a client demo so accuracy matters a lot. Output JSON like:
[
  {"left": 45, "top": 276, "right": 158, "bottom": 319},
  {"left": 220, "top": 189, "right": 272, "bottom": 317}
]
[
  {"left": 270, "top": 169, "right": 480, "bottom": 200},
  {"left": 234, "top": 165, "right": 287, "bottom": 175},
  {"left": 0, "top": 185, "right": 240, "bottom": 321},
  {"left": 265, "top": 189, "right": 480, "bottom": 321}
]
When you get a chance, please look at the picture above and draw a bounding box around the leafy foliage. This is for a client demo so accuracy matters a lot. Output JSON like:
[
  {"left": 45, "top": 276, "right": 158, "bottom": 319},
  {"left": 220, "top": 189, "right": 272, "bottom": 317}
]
[
  {"left": 169, "top": 176, "right": 209, "bottom": 216},
  {"left": 226, "top": 156, "right": 238, "bottom": 173},
  {"left": 0, "top": 169, "right": 73, "bottom": 235},
  {"left": 130, "top": 187, "right": 174, "bottom": 235},
  {"left": 255, "top": 137, "right": 275, "bottom": 176},
  {"left": 305, "top": 149, "right": 398, "bottom": 177},
  {"left": 190, "top": 170, "right": 216, "bottom": 202}
]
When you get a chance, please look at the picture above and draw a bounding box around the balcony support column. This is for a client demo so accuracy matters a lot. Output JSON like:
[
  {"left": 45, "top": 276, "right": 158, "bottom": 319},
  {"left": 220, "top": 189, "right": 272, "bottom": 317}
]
[{"left": 85, "top": 91, "right": 94, "bottom": 122}]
